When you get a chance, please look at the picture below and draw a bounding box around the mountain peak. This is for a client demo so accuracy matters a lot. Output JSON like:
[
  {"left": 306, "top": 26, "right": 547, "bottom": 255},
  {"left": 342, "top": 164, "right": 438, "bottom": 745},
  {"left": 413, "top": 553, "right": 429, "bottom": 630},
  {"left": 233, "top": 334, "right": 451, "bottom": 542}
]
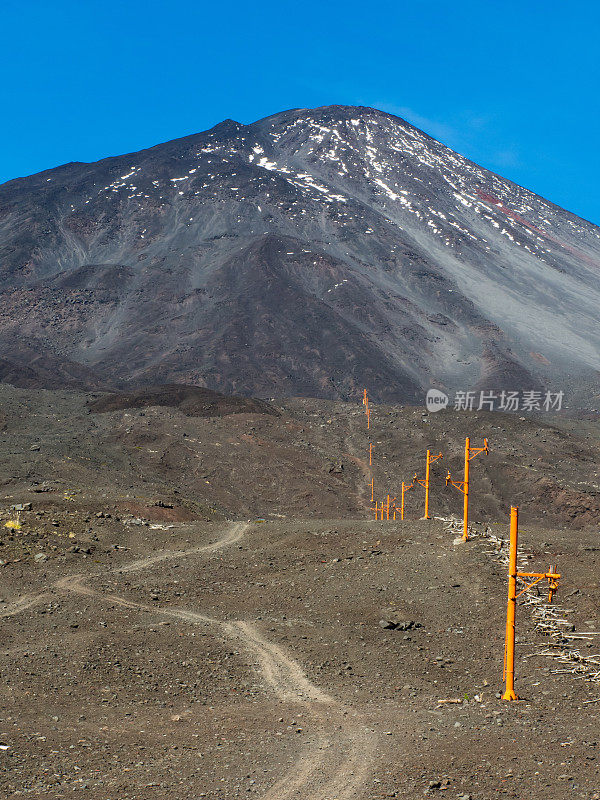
[{"left": 0, "top": 105, "right": 598, "bottom": 408}]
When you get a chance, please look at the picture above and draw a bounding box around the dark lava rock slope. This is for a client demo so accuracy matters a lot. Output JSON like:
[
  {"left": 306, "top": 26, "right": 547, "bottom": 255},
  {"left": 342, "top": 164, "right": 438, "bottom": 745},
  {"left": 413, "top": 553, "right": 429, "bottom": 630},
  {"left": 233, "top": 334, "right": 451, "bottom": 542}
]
[{"left": 1, "top": 106, "right": 599, "bottom": 405}]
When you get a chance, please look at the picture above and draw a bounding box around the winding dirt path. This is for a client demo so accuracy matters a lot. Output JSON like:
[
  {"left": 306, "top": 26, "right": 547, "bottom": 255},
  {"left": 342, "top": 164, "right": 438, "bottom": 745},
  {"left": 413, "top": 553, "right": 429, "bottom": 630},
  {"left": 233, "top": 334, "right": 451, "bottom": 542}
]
[
  {"left": 113, "top": 520, "right": 248, "bottom": 574},
  {"left": 5, "top": 520, "right": 377, "bottom": 798},
  {"left": 0, "top": 592, "right": 50, "bottom": 618}
]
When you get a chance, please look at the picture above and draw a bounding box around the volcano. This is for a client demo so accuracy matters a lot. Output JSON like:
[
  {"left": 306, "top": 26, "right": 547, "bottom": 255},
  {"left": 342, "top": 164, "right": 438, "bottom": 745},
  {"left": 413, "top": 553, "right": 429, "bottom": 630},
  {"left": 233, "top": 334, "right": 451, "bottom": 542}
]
[{"left": 1, "top": 105, "right": 599, "bottom": 407}]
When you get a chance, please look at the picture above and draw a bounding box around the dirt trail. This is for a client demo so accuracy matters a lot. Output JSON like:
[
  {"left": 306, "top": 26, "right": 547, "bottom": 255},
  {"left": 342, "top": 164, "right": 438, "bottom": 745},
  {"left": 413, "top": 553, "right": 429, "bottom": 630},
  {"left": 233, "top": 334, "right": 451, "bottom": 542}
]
[
  {"left": 55, "top": 576, "right": 376, "bottom": 800},
  {"left": 49, "top": 520, "right": 377, "bottom": 799},
  {"left": 262, "top": 706, "right": 376, "bottom": 800},
  {"left": 114, "top": 520, "right": 248, "bottom": 574},
  {"left": 0, "top": 523, "right": 249, "bottom": 616},
  {"left": 0, "top": 592, "right": 50, "bottom": 618}
]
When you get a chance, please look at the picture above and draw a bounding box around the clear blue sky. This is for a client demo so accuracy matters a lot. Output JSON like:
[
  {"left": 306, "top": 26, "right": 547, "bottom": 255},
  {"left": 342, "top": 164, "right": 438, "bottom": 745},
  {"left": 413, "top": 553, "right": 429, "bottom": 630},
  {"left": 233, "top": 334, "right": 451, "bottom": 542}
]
[{"left": 2, "top": 0, "right": 599, "bottom": 224}]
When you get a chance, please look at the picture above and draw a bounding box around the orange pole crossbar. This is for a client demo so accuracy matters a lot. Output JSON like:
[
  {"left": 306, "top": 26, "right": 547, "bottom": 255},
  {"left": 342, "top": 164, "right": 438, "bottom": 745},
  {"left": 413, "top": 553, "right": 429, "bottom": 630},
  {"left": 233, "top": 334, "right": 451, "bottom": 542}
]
[{"left": 515, "top": 570, "right": 561, "bottom": 601}]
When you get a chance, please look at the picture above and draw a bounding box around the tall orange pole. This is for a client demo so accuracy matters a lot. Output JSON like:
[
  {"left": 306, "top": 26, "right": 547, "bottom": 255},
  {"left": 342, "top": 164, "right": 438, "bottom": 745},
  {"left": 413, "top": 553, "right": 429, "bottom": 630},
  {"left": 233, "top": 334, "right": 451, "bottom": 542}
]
[
  {"left": 367, "top": 404, "right": 370, "bottom": 429},
  {"left": 386, "top": 494, "right": 390, "bottom": 520},
  {"left": 369, "top": 443, "right": 373, "bottom": 465},
  {"left": 370, "top": 478, "right": 374, "bottom": 502},
  {"left": 503, "top": 506, "right": 519, "bottom": 701},
  {"left": 446, "top": 438, "right": 487, "bottom": 541},
  {"left": 414, "top": 452, "right": 441, "bottom": 520},
  {"left": 463, "top": 437, "right": 470, "bottom": 541},
  {"left": 500, "top": 507, "right": 560, "bottom": 701},
  {"left": 424, "top": 450, "right": 431, "bottom": 519}
]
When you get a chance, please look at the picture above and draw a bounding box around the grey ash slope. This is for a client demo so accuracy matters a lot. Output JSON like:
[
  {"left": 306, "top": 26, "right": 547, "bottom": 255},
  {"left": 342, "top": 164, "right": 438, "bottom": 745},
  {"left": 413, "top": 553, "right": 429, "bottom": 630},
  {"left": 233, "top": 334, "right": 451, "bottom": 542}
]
[{"left": 1, "top": 105, "right": 599, "bottom": 404}]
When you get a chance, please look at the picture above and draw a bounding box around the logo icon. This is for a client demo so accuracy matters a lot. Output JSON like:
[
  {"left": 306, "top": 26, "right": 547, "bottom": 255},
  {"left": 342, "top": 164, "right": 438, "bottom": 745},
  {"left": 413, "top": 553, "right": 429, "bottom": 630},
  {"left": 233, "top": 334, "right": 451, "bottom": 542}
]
[{"left": 426, "top": 389, "right": 449, "bottom": 413}]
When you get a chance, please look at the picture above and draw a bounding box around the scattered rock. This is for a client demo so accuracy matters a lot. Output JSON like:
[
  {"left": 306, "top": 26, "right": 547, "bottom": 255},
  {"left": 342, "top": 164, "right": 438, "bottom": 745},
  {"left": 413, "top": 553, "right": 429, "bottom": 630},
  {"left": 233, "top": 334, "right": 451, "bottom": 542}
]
[
  {"left": 379, "top": 619, "right": 422, "bottom": 631},
  {"left": 11, "top": 503, "right": 32, "bottom": 512},
  {"left": 29, "top": 482, "right": 57, "bottom": 493}
]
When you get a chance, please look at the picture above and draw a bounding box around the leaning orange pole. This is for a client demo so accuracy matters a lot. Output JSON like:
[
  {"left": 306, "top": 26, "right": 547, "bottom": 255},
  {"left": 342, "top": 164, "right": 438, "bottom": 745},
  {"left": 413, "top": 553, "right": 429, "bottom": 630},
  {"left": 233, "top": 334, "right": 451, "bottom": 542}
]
[{"left": 503, "top": 506, "right": 519, "bottom": 701}]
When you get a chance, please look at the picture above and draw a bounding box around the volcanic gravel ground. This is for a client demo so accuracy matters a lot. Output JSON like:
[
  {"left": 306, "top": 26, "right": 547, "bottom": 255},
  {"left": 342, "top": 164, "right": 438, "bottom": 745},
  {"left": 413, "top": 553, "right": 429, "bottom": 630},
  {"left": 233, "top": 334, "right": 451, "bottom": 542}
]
[
  {"left": 1, "top": 516, "right": 599, "bottom": 799},
  {"left": 0, "top": 384, "right": 599, "bottom": 528}
]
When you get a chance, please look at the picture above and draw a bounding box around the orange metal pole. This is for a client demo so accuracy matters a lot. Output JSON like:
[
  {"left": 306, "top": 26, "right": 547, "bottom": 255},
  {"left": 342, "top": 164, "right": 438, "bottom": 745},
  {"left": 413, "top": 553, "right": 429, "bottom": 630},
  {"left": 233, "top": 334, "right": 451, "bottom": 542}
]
[
  {"left": 462, "top": 437, "right": 470, "bottom": 541},
  {"left": 424, "top": 450, "right": 431, "bottom": 519},
  {"left": 401, "top": 482, "right": 405, "bottom": 520},
  {"left": 369, "top": 443, "right": 373, "bottom": 466},
  {"left": 386, "top": 494, "right": 390, "bottom": 520},
  {"left": 367, "top": 405, "right": 370, "bottom": 429},
  {"left": 370, "top": 478, "right": 374, "bottom": 503},
  {"left": 503, "top": 506, "right": 519, "bottom": 701}
]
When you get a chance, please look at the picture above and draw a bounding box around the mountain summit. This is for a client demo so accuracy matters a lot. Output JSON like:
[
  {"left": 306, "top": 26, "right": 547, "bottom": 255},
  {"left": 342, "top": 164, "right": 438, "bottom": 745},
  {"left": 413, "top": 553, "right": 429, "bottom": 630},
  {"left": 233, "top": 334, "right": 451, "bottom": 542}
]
[{"left": 1, "top": 105, "right": 599, "bottom": 405}]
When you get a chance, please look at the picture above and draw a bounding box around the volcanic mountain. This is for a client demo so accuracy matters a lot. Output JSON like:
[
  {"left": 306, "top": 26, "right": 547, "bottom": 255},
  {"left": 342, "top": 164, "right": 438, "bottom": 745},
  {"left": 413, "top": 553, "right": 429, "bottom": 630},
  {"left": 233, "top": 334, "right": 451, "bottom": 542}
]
[{"left": 1, "top": 105, "right": 599, "bottom": 406}]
